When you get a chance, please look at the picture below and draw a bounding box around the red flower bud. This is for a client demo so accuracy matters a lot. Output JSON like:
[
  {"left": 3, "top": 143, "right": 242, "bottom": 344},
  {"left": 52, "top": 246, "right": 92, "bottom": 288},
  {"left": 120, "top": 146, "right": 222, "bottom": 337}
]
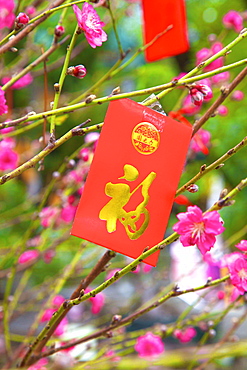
[
  {"left": 16, "top": 12, "right": 29, "bottom": 28},
  {"left": 55, "top": 25, "right": 65, "bottom": 38},
  {"left": 196, "top": 84, "right": 213, "bottom": 101},
  {"left": 67, "top": 65, "right": 87, "bottom": 79},
  {"left": 190, "top": 88, "right": 204, "bottom": 107},
  {"left": 186, "top": 184, "right": 199, "bottom": 193}
]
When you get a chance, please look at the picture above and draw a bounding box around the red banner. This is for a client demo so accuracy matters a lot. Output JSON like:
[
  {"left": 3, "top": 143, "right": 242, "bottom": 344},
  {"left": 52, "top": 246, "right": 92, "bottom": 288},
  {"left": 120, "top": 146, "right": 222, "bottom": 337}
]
[
  {"left": 71, "top": 99, "right": 192, "bottom": 266},
  {"left": 142, "top": 0, "right": 189, "bottom": 62}
]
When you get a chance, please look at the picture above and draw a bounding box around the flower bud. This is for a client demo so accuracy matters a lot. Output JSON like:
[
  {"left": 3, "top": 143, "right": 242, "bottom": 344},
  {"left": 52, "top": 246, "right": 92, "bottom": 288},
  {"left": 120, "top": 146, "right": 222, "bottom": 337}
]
[
  {"left": 55, "top": 25, "right": 65, "bottom": 38},
  {"left": 15, "top": 13, "right": 29, "bottom": 29},
  {"left": 67, "top": 65, "right": 87, "bottom": 79},
  {"left": 217, "top": 105, "right": 228, "bottom": 116},
  {"left": 67, "top": 159, "right": 76, "bottom": 168},
  {"left": 196, "top": 84, "right": 213, "bottom": 101},
  {"left": 80, "top": 147, "right": 89, "bottom": 162},
  {"left": 190, "top": 88, "right": 204, "bottom": 107},
  {"left": 186, "top": 184, "right": 199, "bottom": 193},
  {"left": 231, "top": 90, "right": 244, "bottom": 101}
]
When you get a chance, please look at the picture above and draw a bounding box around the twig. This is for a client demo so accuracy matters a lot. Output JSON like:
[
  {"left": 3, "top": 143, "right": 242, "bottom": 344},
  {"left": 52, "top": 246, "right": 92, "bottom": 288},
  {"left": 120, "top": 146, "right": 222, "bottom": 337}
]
[
  {"left": 106, "top": 0, "right": 124, "bottom": 58},
  {"left": 40, "top": 275, "right": 230, "bottom": 358},
  {"left": 19, "top": 250, "right": 116, "bottom": 367},
  {"left": 1, "top": 36, "right": 69, "bottom": 91},
  {"left": 195, "top": 307, "right": 247, "bottom": 370},
  {"left": 192, "top": 65, "right": 247, "bottom": 135},
  {"left": 176, "top": 136, "right": 247, "bottom": 196},
  {"left": 208, "top": 177, "right": 247, "bottom": 212},
  {"left": 4, "top": 57, "right": 247, "bottom": 128},
  {"left": 0, "top": 119, "right": 92, "bottom": 185},
  {"left": 49, "top": 26, "right": 79, "bottom": 136},
  {"left": 0, "top": 0, "right": 68, "bottom": 54}
]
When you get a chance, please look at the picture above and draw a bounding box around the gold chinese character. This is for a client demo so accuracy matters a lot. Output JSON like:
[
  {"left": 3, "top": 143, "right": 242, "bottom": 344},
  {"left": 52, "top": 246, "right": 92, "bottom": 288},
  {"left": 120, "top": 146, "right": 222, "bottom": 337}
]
[{"left": 99, "top": 164, "right": 156, "bottom": 240}]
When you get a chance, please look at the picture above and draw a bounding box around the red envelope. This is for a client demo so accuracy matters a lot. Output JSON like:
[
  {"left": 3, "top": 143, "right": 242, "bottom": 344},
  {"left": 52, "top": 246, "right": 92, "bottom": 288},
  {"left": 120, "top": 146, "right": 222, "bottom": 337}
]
[
  {"left": 71, "top": 99, "right": 192, "bottom": 266},
  {"left": 142, "top": 0, "right": 189, "bottom": 62}
]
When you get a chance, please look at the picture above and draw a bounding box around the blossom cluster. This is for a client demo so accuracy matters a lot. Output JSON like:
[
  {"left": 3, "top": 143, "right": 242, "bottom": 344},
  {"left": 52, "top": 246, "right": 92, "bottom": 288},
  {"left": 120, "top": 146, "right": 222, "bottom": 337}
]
[{"left": 179, "top": 10, "right": 245, "bottom": 117}]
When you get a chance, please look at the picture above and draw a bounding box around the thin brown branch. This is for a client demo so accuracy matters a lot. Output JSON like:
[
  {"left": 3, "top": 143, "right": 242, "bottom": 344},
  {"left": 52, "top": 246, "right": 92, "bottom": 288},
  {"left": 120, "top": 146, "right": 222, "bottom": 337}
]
[
  {"left": 0, "top": 0, "right": 67, "bottom": 55},
  {"left": 1, "top": 35, "right": 69, "bottom": 91},
  {"left": 40, "top": 275, "right": 229, "bottom": 358},
  {"left": 0, "top": 119, "right": 91, "bottom": 185},
  {"left": 20, "top": 250, "right": 116, "bottom": 367}
]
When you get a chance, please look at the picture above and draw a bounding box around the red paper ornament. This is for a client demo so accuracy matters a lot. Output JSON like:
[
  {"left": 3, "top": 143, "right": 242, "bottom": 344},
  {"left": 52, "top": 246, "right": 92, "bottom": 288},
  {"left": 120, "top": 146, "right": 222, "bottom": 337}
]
[
  {"left": 142, "top": 0, "right": 189, "bottom": 62},
  {"left": 71, "top": 99, "right": 192, "bottom": 266}
]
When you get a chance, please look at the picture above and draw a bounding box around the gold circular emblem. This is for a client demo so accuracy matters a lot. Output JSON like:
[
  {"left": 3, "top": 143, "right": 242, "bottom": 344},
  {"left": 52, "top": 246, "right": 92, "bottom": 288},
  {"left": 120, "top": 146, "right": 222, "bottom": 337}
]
[{"left": 131, "top": 122, "right": 160, "bottom": 155}]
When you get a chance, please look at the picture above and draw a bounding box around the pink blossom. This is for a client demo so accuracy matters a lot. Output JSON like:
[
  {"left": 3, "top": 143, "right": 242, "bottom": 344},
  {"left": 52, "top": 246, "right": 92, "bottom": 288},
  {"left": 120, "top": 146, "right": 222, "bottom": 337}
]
[
  {"left": 231, "top": 90, "right": 244, "bottom": 101},
  {"left": 134, "top": 332, "right": 164, "bottom": 359},
  {"left": 105, "top": 350, "right": 121, "bottom": 362},
  {"left": 235, "top": 240, "right": 247, "bottom": 252},
  {"left": 143, "top": 264, "right": 153, "bottom": 273},
  {"left": 174, "top": 327, "right": 197, "bottom": 343},
  {"left": 190, "top": 128, "right": 211, "bottom": 155},
  {"left": 80, "top": 147, "right": 89, "bottom": 161},
  {"left": 73, "top": 3, "right": 107, "bottom": 48},
  {"left": 66, "top": 170, "right": 83, "bottom": 184},
  {"left": 189, "top": 88, "right": 204, "bottom": 107},
  {"left": 89, "top": 292, "right": 105, "bottom": 314},
  {"left": 217, "top": 290, "right": 225, "bottom": 300},
  {"left": 85, "top": 288, "right": 105, "bottom": 314},
  {"left": 39, "top": 206, "right": 60, "bottom": 228},
  {"left": 55, "top": 25, "right": 65, "bottom": 37},
  {"left": 67, "top": 65, "right": 87, "bottom": 79},
  {"left": 60, "top": 204, "right": 77, "bottom": 223},
  {"left": 41, "top": 308, "right": 68, "bottom": 336},
  {"left": 2, "top": 73, "right": 33, "bottom": 90},
  {"left": 84, "top": 131, "right": 100, "bottom": 143},
  {"left": 220, "top": 251, "right": 243, "bottom": 269},
  {"left": 16, "top": 12, "right": 29, "bottom": 28},
  {"left": 52, "top": 295, "right": 65, "bottom": 308},
  {"left": 0, "top": 147, "right": 19, "bottom": 171},
  {"left": 43, "top": 250, "right": 56, "bottom": 264},
  {"left": 196, "top": 43, "right": 224, "bottom": 72},
  {"left": 0, "top": 137, "right": 16, "bottom": 149},
  {"left": 18, "top": 250, "right": 39, "bottom": 264},
  {"left": 211, "top": 71, "right": 230, "bottom": 85},
  {"left": 223, "top": 10, "right": 243, "bottom": 33},
  {"left": 230, "top": 287, "right": 242, "bottom": 301},
  {"left": 26, "top": 6, "right": 36, "bottom": 16},
  {"left": 40, "top": 308, "right": 55, "bottom": 322},
  {"left": 26, "top": 235, "right": 42, "bottom": 248},
  {"left": 67, "top": 195, "right": 75, "bottom": 204},
  {"left": 78, "top": 185, "right": 84, "bottom": 195},
  {"left": 173, "top": 206, "right": 225, "bottom": 255},
  {"left": 0, "top": 87, "right": 8, "bottom": 115},
  {"left": 217, "top": 105, "right": 228, "bottom": 116},
  {"left": 27, "top": 358, "right": 48, "bottom": 370},
  {"left": 196, "top": 48, "right": 211, "bottom": 65},
  {"left": 54, "top": 317, "right": 68, "bottom": 336},
  {"left": 228, "top": 256, "right": 247, "bottom": 295},
  {"left": 196, "top": 84, "right": 213, "bottom": 101},
  {"left": 0, "top": 126, "right": 14, "bottom": 134},
  {"left": 0, "top": 0, "right": 15, "bottom": 29}
]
